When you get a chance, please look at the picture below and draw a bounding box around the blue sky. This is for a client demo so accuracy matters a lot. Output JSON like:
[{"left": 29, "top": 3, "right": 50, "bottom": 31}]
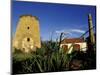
[{"left": 12, "top": 1, "right": 96, "bottom": 41}]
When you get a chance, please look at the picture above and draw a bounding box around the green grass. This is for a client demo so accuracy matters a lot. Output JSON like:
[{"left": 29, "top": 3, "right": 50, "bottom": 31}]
[
  {"left": 12, "top": 41, "right": 96, "bottom": 74},
  {"left": 13, "top": 53, "right": 34, "bottom": 61},
  {"left": 13, "top": 42, "right": 72, "bottom": 74}
]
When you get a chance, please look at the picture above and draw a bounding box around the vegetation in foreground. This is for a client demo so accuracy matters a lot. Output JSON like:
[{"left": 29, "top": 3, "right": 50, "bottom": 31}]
[{"left": 12, "top": 41, "right": 96, "bottom": 74}]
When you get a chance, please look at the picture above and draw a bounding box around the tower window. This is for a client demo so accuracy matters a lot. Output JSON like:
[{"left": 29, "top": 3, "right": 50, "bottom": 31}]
[
  {"left": 27, "top": 26, "right": 30, "bottom": 29},
  {"left": 62, "top": 45, "right": 68, "bottom": 53},
  {"left": 73, "top": 44, "right": 80, "bottom": 51},
  {"left": 27, "top": 38, "right": 30, "bottom": 42}
]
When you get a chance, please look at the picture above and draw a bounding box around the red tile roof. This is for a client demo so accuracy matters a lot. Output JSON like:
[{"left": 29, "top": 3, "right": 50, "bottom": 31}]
[{"left": 61, "top": 38, "right": 84, "bottom": 44}]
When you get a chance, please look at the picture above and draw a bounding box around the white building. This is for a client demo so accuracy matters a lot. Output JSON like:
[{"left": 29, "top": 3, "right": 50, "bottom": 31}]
[{"left": 60, "top": 38, "right": 87, "bottom": 54}]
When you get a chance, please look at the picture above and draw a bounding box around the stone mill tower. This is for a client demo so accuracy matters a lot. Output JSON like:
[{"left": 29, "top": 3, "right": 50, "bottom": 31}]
[{"left": 13, "top": 15, "right": 41, "bottom": 53}]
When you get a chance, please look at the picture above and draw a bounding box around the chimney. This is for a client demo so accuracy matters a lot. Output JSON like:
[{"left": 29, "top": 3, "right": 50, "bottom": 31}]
[{"left": 88, "top": 13, "right": 95, "bottom": 45}]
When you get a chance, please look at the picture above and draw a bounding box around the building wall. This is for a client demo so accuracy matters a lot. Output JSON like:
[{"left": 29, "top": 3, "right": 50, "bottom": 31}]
[
  {"left": 12, "top": 15, "right": 41, "bottom": 53},
  {"left": 60, "top": 42, "right": 87, "bottom": 54}
]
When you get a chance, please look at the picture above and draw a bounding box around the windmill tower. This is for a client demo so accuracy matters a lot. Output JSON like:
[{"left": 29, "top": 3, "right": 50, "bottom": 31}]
[{"left": 13, "top": 15, "right": 41, "bottom": 53}]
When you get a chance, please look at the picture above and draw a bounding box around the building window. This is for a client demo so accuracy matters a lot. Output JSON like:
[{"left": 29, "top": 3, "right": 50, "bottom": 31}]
[
  {"left": 62, "top": 45, "right": 68, "bottom": 53},
  {"left": 73, "top": 44, "right": 80, "bottom": 51},
  {"left": 27, "top": 38, "right": 30, "bottom": 42}
]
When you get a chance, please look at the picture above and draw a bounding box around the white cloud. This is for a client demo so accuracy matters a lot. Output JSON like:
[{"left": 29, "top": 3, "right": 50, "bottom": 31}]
[
  {"left": 55, "top": 29, "right": 85, "bottom": 35},
  {"left": 70, "top": 29, "right": 85, "bottom": 33},
  {"left": 55, "top": 30, "right": 64, "bottom": 34},
  {"left": 55, "top": 30, "right": 72, "bottom": 35},
  {"left": 54, "top": 29, "right": 85, "bottom": 38}
]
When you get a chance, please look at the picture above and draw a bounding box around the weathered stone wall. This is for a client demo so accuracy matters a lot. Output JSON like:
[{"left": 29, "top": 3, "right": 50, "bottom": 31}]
[{"left": 13, "top": 15, "right": 41, "bottom": 53}]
